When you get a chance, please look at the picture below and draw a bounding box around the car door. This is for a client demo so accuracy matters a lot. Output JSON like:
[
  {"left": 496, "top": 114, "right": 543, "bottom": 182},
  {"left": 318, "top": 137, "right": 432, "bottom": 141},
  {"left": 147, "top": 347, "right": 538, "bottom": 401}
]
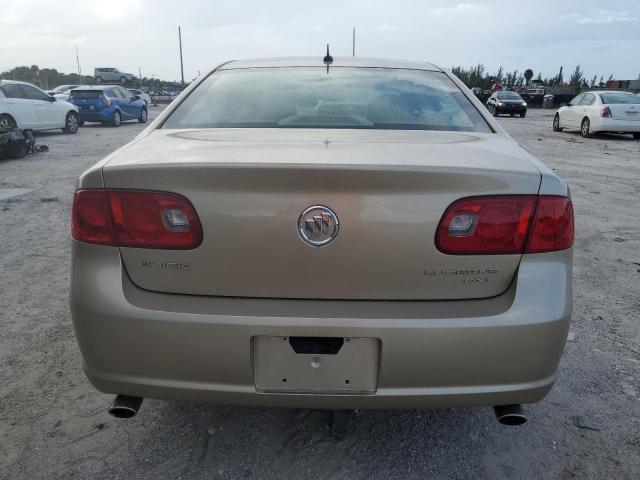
[
  {"left": 0, "top": 84, "right": 37, "bottom": 129},
  {"left": 563, "top": 93, "right": 584, "bottom": 127},
  {"left": 22, "top": 84, "right": 62, "bottom": 129},
  {"left": 577, "top": 93, "right": 596, "bottom": 125},
  {"left": 114, "top": 87, "right": 140, "bottom": 119}
]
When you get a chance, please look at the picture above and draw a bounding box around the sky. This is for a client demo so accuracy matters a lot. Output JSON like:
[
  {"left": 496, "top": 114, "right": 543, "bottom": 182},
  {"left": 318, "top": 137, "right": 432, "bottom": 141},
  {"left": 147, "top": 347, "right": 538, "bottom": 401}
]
[{"left": 1, "top": 0, "right": 639, "bottom": 82}]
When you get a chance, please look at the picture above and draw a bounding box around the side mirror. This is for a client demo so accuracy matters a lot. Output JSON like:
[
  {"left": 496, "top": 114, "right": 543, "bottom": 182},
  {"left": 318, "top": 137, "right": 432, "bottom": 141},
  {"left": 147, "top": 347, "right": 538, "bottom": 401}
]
[
  {"left": 131, "top": 95, "right": 140, "bottom": 101},
  {"left": 561, "top": 102, "right": 568, "bottom": 107},
  {"left": 49, "top": 96, "right": 56, "bottom": 102}
]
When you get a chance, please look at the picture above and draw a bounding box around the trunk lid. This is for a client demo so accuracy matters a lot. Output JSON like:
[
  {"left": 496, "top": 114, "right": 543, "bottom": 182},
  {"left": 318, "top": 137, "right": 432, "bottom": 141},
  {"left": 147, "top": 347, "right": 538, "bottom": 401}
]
[
  {"left": 103, "top": 128, "right": 541, "bottom": 300},
  {"left": 607, "top": 103, "right": 640, "bottom": 121}
]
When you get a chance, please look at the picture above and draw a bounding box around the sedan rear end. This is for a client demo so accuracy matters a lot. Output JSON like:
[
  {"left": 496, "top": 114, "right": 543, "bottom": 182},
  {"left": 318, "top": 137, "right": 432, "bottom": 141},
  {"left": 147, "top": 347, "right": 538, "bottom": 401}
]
[{"left": 70, "top": 58, "right": 573, "bottom": 416}]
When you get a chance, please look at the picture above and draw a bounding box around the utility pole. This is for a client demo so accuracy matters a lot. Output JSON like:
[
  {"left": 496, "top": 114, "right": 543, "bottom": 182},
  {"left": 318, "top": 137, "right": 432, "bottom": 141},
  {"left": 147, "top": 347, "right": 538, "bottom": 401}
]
[
  {"left": 75, "top": 44, "right": 82, "bottom": 84},
  {"left": 178, "top": 26, "right": 185, "bottom": 85},
  {"left": 139, "top": 67, "right": 142, "bottom": 83},
  {"left": 352, "top": 27, "right": 356, "bottom": 57}
]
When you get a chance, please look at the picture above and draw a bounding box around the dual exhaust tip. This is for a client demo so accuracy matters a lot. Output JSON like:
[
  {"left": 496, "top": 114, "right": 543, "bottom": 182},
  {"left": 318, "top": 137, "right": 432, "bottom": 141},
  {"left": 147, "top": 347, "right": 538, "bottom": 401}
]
[{"left": 108, "top": 395, "right": 526, "bottom": 426}]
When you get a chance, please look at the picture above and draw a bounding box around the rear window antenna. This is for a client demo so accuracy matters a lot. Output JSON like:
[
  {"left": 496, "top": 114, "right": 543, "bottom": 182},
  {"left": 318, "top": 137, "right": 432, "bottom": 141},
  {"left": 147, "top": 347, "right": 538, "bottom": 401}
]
[{"left": 323, "top": 44, "right": 333, "bottom": 73}]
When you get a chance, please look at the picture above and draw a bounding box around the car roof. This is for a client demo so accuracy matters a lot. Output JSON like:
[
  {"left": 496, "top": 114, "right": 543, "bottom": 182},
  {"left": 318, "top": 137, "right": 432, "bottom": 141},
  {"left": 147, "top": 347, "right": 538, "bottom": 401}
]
[
  {"left": 219, "top": 57, "right": 442, "bottom": 72},
  {"left": 0, "top": 80, "right": 37, "bottom": 86},
  {"left": 588, "top": 90, "right": 637, "bottom": 95},
  {"left": 70, "top": 85, "right": 117, "bottom": 91}
]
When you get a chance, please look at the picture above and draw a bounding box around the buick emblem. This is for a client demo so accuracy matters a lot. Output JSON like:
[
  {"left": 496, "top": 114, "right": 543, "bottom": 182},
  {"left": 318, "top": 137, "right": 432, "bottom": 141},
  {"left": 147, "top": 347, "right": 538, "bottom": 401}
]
[{"left": 298, "top": 205, "right": 339, "bottom": 246}]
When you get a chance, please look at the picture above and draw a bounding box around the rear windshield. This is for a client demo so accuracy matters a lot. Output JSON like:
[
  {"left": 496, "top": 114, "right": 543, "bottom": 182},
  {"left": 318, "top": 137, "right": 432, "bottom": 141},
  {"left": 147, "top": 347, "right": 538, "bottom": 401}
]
[
  {"left": 69, "top": 90, "right": 102, "bottom": 99},
  {"left": 497, "top": 91, "right": 522, "bottom": 100},
  {"left": 163, "top": 67, "right": 491, "bottom": 132},
  {"left": 599, "top": 93, "right": 640, "bottom": 105}
]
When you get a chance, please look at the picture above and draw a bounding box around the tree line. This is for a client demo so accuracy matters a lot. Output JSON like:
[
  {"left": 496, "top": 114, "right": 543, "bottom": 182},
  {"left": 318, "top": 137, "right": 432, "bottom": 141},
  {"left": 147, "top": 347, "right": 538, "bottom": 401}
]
[{"left": 451, "top": 64, "right": 615, "bottom": 90}]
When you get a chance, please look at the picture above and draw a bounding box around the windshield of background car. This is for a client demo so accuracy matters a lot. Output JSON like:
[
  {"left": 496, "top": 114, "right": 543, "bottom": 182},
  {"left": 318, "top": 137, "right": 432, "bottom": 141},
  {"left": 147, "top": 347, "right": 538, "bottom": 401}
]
[
  {"left": 600, "top": 93, "right": 640, "bottom": 105},
  {"left": 497, "top": 92, "right": 522, "bottom": 100},
  {"left": 163, "top": 67, "right": 492, "bottom": 132},
  {"left": 69, "top": 90, "right": 102, "bottom": 99}
]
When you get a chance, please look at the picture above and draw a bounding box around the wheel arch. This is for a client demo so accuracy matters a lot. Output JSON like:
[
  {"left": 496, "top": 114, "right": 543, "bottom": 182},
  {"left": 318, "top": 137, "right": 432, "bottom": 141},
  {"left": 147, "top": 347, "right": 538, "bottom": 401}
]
[{"left": 0, "top": 112, "right": 20, "bottom": 129}]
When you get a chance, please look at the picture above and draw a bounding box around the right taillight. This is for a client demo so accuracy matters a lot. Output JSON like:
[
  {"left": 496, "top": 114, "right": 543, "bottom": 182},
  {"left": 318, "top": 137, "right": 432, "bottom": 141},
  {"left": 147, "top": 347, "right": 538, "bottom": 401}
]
[
  {"left": 436, "top": 195, "right": 573, "bottom": 255},
  {"left": 72, "top": 189, "right": 202, "bottom": 249},
  {"left": 524, "top": 196, "right": 574, "bottom": 253}
]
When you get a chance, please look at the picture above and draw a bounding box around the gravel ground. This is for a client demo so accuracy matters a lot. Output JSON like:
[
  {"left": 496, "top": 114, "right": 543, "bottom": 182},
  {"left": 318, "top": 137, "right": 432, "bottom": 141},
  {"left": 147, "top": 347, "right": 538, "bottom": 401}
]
[{"left": 1, "top": 107, "right": 639, "bottom": 479}]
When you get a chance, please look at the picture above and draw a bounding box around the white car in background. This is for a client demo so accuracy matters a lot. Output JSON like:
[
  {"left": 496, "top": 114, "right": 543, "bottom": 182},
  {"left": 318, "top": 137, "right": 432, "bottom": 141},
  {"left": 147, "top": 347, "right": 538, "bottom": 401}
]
[
  {"left": 127, "top": 89, "right": 152, "bottom": 106},
  {"left": 553, "top": 90, "right": 640, "bottom": 139},
  {"left": 47, "top": 84, "right": 81, "bottom": 101},
  {"left": 0, "top": 80, "right": 80, "bottom": 133}
]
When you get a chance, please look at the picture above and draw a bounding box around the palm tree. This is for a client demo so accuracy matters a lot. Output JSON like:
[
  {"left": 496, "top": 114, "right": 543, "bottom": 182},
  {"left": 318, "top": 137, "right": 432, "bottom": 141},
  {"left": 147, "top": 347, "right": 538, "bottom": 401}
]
[{"left": 524, "top": 68, "right": 534, "bottom": 86}]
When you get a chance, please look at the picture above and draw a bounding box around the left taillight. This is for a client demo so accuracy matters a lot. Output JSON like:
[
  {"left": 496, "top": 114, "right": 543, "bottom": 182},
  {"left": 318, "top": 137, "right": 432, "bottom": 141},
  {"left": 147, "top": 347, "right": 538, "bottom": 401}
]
[{"left": 71, "top": 189, "right": 202, "bottom": 249}]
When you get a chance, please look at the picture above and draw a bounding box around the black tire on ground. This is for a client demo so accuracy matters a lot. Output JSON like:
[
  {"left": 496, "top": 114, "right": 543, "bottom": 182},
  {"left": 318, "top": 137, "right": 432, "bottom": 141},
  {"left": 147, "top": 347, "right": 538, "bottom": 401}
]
[
  {"left": 493, "top": 106, "right": 499, "bottom": 117},
  {"left": 520, "top": 112, "right": 526, "bottom": 118},
  {"left": 553, "top": 114, "right": 563, "bottom": 132},
  {"left": 581, "top": 117, "right": 591, "bottom": 138},
  {"left": 95, "top": 76, "right": 103, "bottom": 84},
  {"left": 62, "top": 111, "right": 79, "bottom": 134},
  {"left": 633, "top": 132, "right": 640, "bottom": 139},
  {"left": 138, "top": 108, "right": 148, "bottom": 124},
  {"left": 0, "top": 113, "right": 17, "bottom": 130},
  {"left": 111, "top": 111, "right": 122, "bottom": 127},
  {"left": 120, "top": 76, "right": 127, "bottom": 84}
]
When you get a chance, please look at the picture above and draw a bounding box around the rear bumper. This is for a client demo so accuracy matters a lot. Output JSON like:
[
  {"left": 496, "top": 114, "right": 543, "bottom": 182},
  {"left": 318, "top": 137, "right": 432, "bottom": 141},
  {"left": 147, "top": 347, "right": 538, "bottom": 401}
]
[
  {"left": 591, "top": 117, "right": 640, "bottom": 133},
  {"left": 77, "top": 109, "right": 112, "bottom": 122},
  {"left": 70, "top": 242, "right": 572, "bottom": 409}
]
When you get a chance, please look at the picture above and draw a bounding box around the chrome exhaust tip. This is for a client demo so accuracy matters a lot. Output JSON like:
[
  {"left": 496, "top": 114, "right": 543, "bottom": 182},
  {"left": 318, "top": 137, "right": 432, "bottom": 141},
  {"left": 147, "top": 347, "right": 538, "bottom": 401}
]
[
  {"left": 108, "top": 395, "right": 143, "bottom": 419},
  {"left": 493, "top": 404, "right": 527, "bottom": 426}
]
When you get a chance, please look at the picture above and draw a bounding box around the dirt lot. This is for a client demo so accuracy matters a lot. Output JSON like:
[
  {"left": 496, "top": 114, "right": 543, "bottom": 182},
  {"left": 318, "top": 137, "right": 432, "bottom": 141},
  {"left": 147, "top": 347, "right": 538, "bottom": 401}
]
[{"left": 1, "top": 107, "right": 639, "bottom": 479}]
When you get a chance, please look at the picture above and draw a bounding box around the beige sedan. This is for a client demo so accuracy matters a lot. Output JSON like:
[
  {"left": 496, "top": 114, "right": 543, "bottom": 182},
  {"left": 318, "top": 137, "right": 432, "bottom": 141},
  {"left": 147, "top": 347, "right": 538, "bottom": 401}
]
[{"left": 70, "top": 57, "right": 574, "bottom": 425}]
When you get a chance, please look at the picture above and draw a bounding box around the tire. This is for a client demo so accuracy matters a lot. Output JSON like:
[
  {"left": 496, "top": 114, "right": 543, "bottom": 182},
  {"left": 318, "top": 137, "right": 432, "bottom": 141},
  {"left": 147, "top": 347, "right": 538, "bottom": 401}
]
[
  {"left": 553, "top": 114, "right": 563, "bottom": 132},
  {"left": 111, "top": 111, "right": 122, "bottom": 127},
  {"left": 520, "top": 112, "right": 526, "bottom": 118},
  {"left": 581, "top": 117, "right": 591, "bottom": 138},
  {"left": 120, "top": 76, "right": 127, "bottom": 85},
  {"left": 95, "top": 76, "right": 103, "bottom": 84},
  {"left": 492, "top": 106, "right": 499, "bottom": 117},
  {"left": 633, "top": 133, "right": 640, "bottom": 140},
  {"left": 138, "top": 108, "right": 148, "bottom": 123},
  {"left": 0, "top": 113, "right": 17, "bottom": 130},
  {"left": 62, "top": 111, "right": 79, "bottom": 134}
]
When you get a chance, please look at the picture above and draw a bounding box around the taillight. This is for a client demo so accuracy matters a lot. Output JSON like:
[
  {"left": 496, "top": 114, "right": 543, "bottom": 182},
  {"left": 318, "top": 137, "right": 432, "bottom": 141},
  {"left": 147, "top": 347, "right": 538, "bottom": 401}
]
[
  {"left": 436, "top": 195, "right": 573, "bottom": 255},
  {"left": 71, "top": 189, "right": 202, "bottom": 249},
  {"left": 601, "top": 106, "right": 611, "bottom": 118},
  {"left": 72, "top": 190, "right": 115, "bottom": 246},
  {"left": 525, "top": 196, "right": 574, "bottom": 253}
]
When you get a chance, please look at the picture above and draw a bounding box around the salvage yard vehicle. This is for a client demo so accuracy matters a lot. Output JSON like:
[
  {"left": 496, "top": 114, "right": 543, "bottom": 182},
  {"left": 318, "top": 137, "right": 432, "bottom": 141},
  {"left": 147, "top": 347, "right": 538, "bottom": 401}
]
[
  {"left": 94, "top": 67, "right": 138, "bottom": 85},
  {"left": 553, "top": 90, "right": 640, "bottom": 139},
  {"left": 70, "top": 57, "right": 574, "bottom": 425},
  {"left": 486, "top": 91, "right": 527, "bottom": 117},
  {"left": 47, "top": 84, "right": 81, "bottom": 101},
  {"left": 127, "top": 89, "right": 151, "bottom": 106},
  {"left": 68, "top": 86, "right": 147, "bottom": 127},
  {"left": 0, "top": 80, "right": 79, "bottom": 133}
]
